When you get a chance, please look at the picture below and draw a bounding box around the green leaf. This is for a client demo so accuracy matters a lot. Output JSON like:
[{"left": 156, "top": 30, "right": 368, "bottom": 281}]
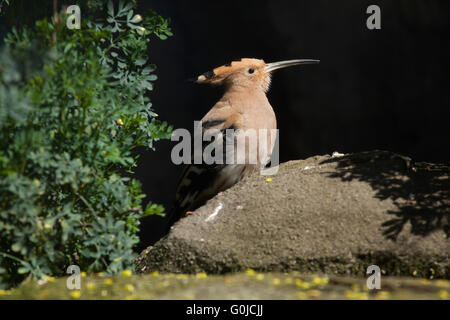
[
  {"left": 0, "top": 1, "right": 173, "bottom": 289},
  {"left": 134, "top": 58, "right": 146, "bottom": 66},
  {"left": 107, "top": 0, "right": 114, "bottom": 17},
  {"left": 17, "top": 267, "right": 29, "bottom": 274},
  {"left": 127, "top": 10, "right": 133, "bottom": 22}
]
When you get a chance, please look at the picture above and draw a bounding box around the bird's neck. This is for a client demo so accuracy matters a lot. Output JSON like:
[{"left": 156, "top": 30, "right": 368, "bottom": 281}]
[
  {"left": 221, "top": 85, "right": 276, "bottom": 130},
  {"left": 222, "top": 85, "right": 268, "bottom": 105}
]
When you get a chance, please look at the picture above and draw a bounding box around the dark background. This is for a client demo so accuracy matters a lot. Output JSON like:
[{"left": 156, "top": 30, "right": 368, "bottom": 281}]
[
  {"left": 135, "top": 0, "right": 450, "bottom": 250},
  {"left": 1, "top": 1, "right": 449, "bottom": 250}
]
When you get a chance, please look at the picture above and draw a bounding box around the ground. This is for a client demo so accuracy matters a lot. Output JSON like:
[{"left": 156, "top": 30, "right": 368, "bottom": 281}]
[{"left": 2, "top": 272, "right": 449, "bottom": 300}]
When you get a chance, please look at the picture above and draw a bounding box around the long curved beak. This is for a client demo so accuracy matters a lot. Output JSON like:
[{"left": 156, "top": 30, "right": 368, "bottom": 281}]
[{"left": 265, "top": 59, "right": 320, "bottom": 73}]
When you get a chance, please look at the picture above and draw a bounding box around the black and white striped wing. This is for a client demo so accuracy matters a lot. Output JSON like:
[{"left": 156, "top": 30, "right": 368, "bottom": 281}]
[{"left": 169, "top": 119, "right": 246, "bottom": 224}]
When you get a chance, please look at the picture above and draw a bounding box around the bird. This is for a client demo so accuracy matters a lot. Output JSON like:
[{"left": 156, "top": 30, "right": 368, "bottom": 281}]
[{"left": 168, "top": 58, "right": 319, "bottom": 227}]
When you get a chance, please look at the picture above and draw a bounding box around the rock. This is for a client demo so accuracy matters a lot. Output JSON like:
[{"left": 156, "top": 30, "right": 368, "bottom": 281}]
[{"left": 135, "top": 150, "right": 450, "bottom": 278}]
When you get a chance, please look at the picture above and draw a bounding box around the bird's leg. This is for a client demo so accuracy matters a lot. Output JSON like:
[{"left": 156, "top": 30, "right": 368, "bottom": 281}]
[{"left": 185, "top": 211, "right": 195, "bottom": 216}]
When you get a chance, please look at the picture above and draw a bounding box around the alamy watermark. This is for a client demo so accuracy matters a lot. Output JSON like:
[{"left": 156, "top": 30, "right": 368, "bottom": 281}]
[
  {"left": 366, "top": 265, "right": 381, "bottom": 289},
  {"left": 66, "top": 264, "right": 81, "bottom": 290},
  {"left": 366, "top": 5, "right": 381, "bottom": 30},
  {"left": 66, "top": 5, "right": 81, "bottom": 30}
]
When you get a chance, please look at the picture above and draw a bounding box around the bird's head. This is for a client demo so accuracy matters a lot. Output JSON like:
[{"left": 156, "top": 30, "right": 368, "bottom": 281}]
[{"left": 192, "top": 58, "right": 319, "bottom": 92}]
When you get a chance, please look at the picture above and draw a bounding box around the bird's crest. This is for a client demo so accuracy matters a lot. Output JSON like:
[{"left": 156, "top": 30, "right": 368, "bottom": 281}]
[{"left": 190, "top": 57, "right": 319, "bottom": 92}]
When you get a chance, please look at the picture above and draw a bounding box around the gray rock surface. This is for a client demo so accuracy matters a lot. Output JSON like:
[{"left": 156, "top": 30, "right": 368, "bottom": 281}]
[{"left": 136, "top": 150, "right": 450, "bottom": 278}]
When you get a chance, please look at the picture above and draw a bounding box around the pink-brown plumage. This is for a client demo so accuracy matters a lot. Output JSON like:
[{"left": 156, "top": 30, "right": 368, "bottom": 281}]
[{"left": 169, "top": 57, "right": 319, "bottom": 225}]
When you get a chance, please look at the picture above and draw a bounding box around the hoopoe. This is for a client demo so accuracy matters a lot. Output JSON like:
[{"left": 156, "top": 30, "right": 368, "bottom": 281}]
[{"left": 169, "top": 58, "right": 319, "bottom": 226}]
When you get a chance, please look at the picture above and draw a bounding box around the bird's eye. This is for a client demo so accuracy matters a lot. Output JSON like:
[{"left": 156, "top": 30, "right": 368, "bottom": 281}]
[{"left": 248, "top": 68, "right": 255, "bottom": 74}]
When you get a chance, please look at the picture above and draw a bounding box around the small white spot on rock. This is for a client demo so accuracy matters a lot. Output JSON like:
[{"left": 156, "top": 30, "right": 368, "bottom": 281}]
[
  {"left": 236, "top": 205, "right": 243, "bottom": 210},
  {"left": 302, "top": 165, "right": 315, "bottom": 171},
  {"left": 332, "top": 151, "right": 345, "bottom": 158},
  {"left": 205, "top": 202, "right": 223, "bottom": 222}
]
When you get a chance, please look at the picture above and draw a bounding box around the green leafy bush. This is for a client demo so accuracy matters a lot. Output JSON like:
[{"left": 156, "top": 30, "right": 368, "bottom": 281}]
[{"left": 0, "top": 0, "right": 172, "bottom": 288}]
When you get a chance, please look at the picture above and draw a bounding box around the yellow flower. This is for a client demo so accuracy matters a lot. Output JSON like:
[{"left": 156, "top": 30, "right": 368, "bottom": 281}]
[
  {"left": 345, "top": 290, "right": 369, "bottom": 300},
  {"left": 313, "top": 277, "right": 328, "bottom": 286},
  {"left": 295, "top": 279, "right": 303, "bottom": 287},
  {"left": 256, "top": 274, "right": 264, "bottom": 281},
  {"left": 151, "top": 271, "right": 159, "bottom": 276},
  {"left": 124, "top": 284, "right": 135, "bottom": 292},
  {"left": 43, "top": 275, "right": 55, "bottom": 282},
  {"left": 104, "top": 278, "right": 113, "bottom": 285},
  {"left": 265, "top": 177, "right": 273, "bottom": 183},
  {"left": 0, "top": 289, "right": 9, "bottom": 296},
  {"left": 300, "top": 282, "right": 311, "bottom": 290},
  {"left": 196, "top": 272, "right": 207, "bottom": 278},
  {"left": 438, "top": 290, "right": 449, "bottom": 300},
  {"left": 122, "top": 269, "right": 132, "bottom": 277},
  {"left": 86, "top": 282, "right": 95, "bottom": 290},
  {"left": 71, "top": 290, "right": 81, "bottom": 299},
  {"left": 116, "top": 119, "right": 124, "bottom": 126},
  {"left": 272, "top": 278, "right": 281, "bottom": 285},
  {"left": 81, "top": 272, "right": 87, "bottom": 278},
  {"left": 245, "top": 268, "right": 256, "bottom": 276}
]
